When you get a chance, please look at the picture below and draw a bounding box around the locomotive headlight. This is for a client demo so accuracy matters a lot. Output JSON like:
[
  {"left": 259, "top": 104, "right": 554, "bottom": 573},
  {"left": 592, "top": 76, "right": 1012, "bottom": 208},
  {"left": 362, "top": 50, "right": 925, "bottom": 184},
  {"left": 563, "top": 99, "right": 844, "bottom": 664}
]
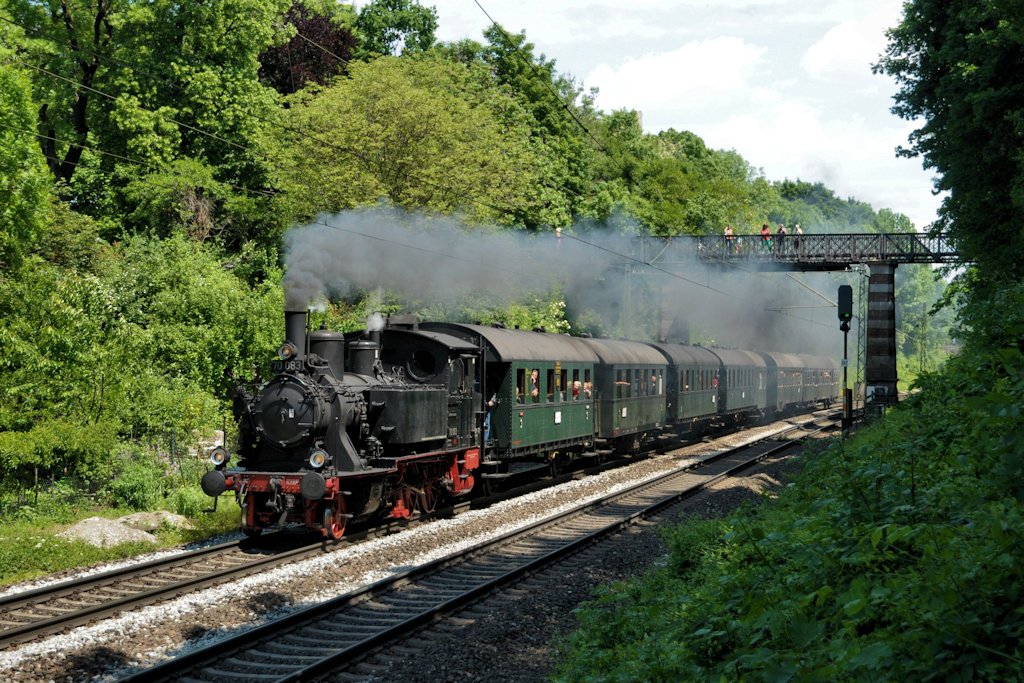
[
  {"left": 309, "top": 448, "right": 329, "bottom": 469},
  {"left": 278, "top": 342, "right": 298, "bottom": 361},
  {"left": 209, "top": 446, "right": 230, "bottom": 467}
]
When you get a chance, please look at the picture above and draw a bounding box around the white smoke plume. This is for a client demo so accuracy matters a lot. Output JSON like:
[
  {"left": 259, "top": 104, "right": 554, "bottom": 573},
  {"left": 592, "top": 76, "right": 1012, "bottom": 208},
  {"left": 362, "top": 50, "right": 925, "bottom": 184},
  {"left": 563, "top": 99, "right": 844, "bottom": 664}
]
[{"left": 282, "top": 205, "right": 852, "bottom": 357}]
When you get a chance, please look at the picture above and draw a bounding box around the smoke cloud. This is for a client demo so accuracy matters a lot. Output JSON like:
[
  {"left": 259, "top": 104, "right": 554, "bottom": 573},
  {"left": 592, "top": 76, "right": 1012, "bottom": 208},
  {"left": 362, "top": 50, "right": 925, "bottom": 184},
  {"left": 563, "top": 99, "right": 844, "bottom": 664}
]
[{"left": 282, "top": 205, "right": 853, "bottom": 357}]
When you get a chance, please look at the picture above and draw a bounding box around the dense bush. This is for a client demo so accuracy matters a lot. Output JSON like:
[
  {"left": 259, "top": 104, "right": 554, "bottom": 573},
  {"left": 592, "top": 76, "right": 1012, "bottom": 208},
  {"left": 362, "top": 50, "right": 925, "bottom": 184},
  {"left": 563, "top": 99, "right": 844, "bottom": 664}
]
[
  {"left": 107, "top": 454, "right": 166, "bottom": 511},
  {"left": 0, "top": 234, "right": 281, "bottom": 502}
]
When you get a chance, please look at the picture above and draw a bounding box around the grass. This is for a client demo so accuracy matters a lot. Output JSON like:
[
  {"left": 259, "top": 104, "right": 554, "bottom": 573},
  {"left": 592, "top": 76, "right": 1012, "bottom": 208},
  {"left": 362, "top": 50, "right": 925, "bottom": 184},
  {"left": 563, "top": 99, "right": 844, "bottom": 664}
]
[{"left": 0, "top": 491, "right": 240, "bottom": 589}]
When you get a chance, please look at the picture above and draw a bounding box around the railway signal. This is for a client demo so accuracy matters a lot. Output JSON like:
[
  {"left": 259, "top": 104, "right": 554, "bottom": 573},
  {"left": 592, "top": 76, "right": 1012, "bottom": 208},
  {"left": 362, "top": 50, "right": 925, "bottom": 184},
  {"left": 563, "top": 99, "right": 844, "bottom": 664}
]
[{"left": 838, "top": 285, "right": 853, "bottom": 433}]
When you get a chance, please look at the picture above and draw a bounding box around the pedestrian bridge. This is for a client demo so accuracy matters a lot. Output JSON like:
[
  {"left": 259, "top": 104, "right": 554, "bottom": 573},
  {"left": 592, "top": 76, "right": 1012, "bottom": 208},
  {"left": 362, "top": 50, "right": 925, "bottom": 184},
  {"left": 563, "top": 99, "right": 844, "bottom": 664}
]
[
  {"left": 690, "top": 232, "right": 960, "bottom": 270},
  {"left": 671, "top": 231, "right": 962, "bottom": 410}
]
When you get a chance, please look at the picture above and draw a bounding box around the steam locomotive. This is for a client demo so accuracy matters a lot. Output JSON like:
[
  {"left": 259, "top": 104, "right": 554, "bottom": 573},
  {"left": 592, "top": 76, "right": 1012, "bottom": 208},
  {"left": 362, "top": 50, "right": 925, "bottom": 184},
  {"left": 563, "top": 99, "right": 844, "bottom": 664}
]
[{"left": 202, "top": 309, "right": 839, "bottom": 540}]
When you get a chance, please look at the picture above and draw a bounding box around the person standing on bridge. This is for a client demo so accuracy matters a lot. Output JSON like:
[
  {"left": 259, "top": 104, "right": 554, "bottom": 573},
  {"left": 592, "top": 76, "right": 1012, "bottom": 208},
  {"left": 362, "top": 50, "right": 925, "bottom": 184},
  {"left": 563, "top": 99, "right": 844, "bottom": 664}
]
[
  {"left": 724, "top": 224, "right": 735, "bottom": 255},
  {"left": 794, "top": 223, "right": 803, "bottom": 254},
  {"left": 776, "top": 223, "right": 787, "bottom": 255},
  {"left": 760, "top": 223, "right": 772, "bottom": 254}
]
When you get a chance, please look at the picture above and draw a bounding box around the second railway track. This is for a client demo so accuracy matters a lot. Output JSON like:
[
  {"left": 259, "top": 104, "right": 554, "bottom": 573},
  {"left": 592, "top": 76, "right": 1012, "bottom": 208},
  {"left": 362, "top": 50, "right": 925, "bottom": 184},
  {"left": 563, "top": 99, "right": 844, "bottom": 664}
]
[{"left": 119, "top": 412, "right": 839, "bottom": 682}]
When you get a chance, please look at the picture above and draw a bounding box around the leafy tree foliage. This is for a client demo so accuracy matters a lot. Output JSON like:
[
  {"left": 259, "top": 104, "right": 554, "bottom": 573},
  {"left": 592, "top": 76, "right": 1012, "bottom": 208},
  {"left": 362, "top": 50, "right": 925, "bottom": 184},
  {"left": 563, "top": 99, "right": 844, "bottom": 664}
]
[
  {"left": 258, "top": 2, "right": 356, "bottom": 95},
  {"left": 0, "top": 53, "right": 50, "bottom": 271},
  {"left": 875, "top": 0, "right": 1024, "bottom": 290},
  {"left": 269, "top": 55, "right": 540, "bottom": 225},
  {"left": 443, "top": 25, "right": 598, "bottom": 227},
  {"left": 0, "top": 236, "right": 282, "bottom": 493},
  {"left": 8, "top": 0, "right": 290, "bottom": 248},
  {"left": 354, "top": 0, "right": 437, "bottom": 57}
]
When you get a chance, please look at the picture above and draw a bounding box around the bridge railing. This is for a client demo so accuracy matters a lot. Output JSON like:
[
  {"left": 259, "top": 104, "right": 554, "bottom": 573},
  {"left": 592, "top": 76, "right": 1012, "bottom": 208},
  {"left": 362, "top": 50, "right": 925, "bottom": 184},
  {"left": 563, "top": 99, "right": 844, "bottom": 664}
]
[{"left": 692, "top": 232, "right": 960, "bottom": 267}]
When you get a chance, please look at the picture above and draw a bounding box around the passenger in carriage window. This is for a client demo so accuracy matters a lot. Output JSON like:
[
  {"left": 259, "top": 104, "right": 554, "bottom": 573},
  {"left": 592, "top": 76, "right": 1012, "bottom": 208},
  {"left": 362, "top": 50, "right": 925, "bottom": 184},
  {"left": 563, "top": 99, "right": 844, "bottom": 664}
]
[
  {"left": 530, "top": 369, "right": 540, "bottom": 402},
  {"left": 572, "top": 380, "right": 581, "bottom": 399}
]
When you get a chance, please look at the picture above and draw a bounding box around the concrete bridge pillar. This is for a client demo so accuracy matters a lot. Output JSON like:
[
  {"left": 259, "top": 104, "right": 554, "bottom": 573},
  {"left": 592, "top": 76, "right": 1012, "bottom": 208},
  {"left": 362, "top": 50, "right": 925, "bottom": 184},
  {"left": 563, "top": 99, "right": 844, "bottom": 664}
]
[{"left": 865, "top": 263, "right": 898, "bottom": 408}]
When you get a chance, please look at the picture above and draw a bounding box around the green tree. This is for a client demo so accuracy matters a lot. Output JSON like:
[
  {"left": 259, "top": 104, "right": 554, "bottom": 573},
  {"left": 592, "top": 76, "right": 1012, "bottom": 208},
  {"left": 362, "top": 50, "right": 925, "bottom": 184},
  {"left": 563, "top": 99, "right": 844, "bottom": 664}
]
[
  {"left": 875, "top": 0, "right": 1024, "bottom": 288},
  {"left": 270, "top": 54, "right": 540, "bottom": 224},
  {"left": 0, "top": 26, "right": 51, "bottom": 270},
  {"left": 473, "top": 24, "right": 597, "bottom": 226},
  {"left": 355, "top": 0, "right": 437, "bottom": 57},
  {"left": 9, "top": 0, "right": 291, "bottom": 247},
  {"left": 0, "top": 235, "right": 282, "bottom": 491}
]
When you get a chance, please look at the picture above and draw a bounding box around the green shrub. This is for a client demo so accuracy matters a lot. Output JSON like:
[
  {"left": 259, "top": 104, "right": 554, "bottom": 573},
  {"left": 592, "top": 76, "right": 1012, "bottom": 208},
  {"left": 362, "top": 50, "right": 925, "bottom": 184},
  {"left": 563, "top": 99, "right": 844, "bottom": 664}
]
[
  {"left": 167, "top": 485, "right": 210, "bottom": 517},
  {"left": 557, "top": 340, "right": 1024, "bottom": 682},
  {"left": 108, "top": 456, "right": 164, "bottom": 511}
]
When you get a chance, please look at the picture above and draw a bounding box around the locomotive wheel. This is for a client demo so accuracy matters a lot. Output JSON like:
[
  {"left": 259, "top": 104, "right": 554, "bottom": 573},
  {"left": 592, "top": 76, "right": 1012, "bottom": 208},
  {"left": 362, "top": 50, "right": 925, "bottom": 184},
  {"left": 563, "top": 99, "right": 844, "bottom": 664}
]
[
  {"left": 322, "top": 496, "right": 346, "bottom": 542},
  {"left": 241, "top": 495, "right": 262, "bottom": 537},
  {"left": 418, "top": 483, "right": 439, "bottom": 513},
  {"left": 480, "top": 477, "right": 496, "bottom": 497}
]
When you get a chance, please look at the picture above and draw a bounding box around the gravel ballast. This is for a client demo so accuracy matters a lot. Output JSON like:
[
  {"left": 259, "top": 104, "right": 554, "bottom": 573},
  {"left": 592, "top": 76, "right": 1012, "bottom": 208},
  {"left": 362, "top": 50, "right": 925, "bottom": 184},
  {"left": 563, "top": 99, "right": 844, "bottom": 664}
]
[{"left": 0, "top": 419, "right": 822, "bottom": 682}]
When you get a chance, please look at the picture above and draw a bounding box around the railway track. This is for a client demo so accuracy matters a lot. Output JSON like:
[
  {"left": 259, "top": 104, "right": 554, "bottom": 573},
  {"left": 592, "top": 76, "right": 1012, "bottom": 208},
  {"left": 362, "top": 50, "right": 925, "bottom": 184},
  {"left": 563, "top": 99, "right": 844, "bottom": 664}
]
[
  {"left": 0, "top": 474, "right": 582, "bottom": 652},
  {"left": 0, "top": 536, "right": 329, "bottom": 651},
  {"left": 118, "top": 412, "right": 839, "bottom": 682}
]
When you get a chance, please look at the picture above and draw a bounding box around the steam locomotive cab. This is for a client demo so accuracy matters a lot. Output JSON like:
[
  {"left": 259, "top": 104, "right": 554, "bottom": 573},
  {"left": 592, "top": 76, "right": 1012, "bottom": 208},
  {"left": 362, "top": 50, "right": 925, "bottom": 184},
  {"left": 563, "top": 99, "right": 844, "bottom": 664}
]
[{"left": 202, "top": 311, "right": 481, "bottom": 541}]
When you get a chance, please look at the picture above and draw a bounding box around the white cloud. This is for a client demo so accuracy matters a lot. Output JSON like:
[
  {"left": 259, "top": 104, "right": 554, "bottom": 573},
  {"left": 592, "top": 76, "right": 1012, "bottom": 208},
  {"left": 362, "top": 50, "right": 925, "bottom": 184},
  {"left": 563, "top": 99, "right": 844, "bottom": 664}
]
[
  {"left": 588, "top": 37, "right": 766, "bottom": 111},
  {"left": 427, "top": 0, "right": 940, "bottom": 228},
  {"left": 801, "top": 5, "right": 902, "bottom": 82}
]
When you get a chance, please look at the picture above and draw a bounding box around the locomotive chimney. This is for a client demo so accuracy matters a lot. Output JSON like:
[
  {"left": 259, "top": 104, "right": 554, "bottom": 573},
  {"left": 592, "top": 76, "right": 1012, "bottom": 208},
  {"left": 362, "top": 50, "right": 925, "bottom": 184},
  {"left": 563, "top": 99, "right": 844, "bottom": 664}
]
[{"left": 284, "top": 308, "right": 308, "bottom": 359}]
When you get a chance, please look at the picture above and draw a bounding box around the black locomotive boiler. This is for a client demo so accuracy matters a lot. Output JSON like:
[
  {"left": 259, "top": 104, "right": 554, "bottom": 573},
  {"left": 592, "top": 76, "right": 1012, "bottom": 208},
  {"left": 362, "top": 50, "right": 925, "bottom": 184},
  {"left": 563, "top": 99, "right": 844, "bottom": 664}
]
[
  {"left": 203, "top": 309, "right": 840, "bottom": 540},
  {"left": 201, "top": 309, "right": 482, "bottom": 540}
]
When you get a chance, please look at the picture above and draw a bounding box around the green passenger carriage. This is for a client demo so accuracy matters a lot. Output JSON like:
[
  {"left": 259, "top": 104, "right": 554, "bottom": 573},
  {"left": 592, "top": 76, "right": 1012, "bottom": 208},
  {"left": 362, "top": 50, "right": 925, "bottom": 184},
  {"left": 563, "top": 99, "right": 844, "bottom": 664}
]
[
  {"left": 802, "top": 354, "right": 840, "bottom": 407},
  {"left": 707, "top": 349, "right": 768, "bottom": 422},
  {"left": 645, "top": 342, "right": 722, "bottom": 433},
  {"left": 760, "top": 351, "right": 806, "bottom": 412},
  {"left": 576, "top": 338, "right": 668, "bottom": 450},
  {"left": 419, "top": 323, "right": 600, "bottom": 478}
]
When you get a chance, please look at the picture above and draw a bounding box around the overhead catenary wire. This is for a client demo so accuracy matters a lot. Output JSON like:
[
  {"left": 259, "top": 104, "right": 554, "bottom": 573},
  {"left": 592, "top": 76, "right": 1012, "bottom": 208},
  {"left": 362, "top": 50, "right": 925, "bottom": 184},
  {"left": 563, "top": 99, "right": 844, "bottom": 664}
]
[
  {"left": 6, "top": 11, "right": 851, "bottom": 335},
  {"left": 470, "top": 0, "right": 619, "bottom": 165}
]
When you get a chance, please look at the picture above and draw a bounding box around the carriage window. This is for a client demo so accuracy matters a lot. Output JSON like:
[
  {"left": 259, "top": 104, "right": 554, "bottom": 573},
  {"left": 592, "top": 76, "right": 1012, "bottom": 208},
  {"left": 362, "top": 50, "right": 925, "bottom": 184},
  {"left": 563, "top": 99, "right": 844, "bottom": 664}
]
[
  {"left": 516, "top": 368, "right": 526, "bottom": 404},
  {"left": 529, "top": 368, "right": 540, "bottom": 402},
  {"left": 560, "top": 369, "right": 568, "bottom": 401},
  {"left": 571, "top": 369, "right": 580, "bottom": 400},
  {"left": 546, "top": 369, "right": 555, "bottom": 402},
  {"left": 584, "top": 369, "right": 592, "bottom": 399}
]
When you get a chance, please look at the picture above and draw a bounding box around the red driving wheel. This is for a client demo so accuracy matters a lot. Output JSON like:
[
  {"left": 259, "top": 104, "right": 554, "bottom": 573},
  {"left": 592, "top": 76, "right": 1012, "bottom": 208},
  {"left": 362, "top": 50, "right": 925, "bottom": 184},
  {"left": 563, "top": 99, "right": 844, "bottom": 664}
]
[{"left": 322, "top": 495, "right": 347, "bottom": 542}]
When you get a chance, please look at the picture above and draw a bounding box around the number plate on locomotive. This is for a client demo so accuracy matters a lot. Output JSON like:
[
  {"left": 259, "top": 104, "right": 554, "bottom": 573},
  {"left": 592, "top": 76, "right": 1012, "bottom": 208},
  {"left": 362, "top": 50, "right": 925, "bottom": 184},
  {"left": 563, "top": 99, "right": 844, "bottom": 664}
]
[{"left": 271, "top": 359, "right": 304, "bottom": 372}]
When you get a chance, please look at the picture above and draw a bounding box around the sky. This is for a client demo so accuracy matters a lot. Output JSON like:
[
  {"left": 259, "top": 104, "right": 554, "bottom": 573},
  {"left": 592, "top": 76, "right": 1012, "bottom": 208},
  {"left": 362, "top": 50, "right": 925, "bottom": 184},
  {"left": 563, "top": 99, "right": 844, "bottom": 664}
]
[{"left": 427, "top": 0, "right": 942, "bottom": 232}]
